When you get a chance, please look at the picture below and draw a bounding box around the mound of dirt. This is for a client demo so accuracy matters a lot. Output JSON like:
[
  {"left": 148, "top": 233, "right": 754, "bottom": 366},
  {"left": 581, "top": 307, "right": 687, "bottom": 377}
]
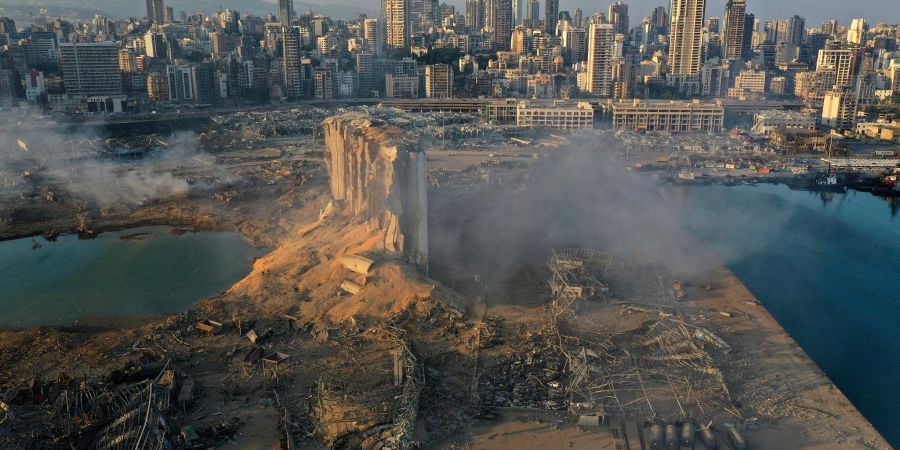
[{"left": 218, "top": 201, "right": 468, "bottom": 325}]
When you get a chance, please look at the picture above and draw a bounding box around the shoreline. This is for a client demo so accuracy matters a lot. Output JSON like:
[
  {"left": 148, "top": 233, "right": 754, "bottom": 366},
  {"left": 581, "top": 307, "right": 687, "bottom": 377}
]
[
  {"left": 0, "top": 146, "right": 892, "bottom": 447},
  {"left": 693, "top": 266, "right": 889, "bottom": 448},
  {"left": 1, "top": 259, "right": 887, "bottom": 447},
  {"left": 0, "top": 213, "right": 228, "bottom": 244}
]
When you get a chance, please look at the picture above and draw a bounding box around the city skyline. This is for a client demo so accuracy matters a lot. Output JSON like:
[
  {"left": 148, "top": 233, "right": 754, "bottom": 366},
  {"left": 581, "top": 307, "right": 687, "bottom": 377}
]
[{"left": 0, "top": 0, "right": 893, "bottom": 26}]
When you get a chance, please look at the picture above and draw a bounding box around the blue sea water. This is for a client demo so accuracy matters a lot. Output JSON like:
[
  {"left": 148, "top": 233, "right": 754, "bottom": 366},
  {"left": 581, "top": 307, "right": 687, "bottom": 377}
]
[
  {"left": 0, "top": 226, "right": 263, "bottom": 328},
  {"left": 684, "top": 184, "right": 900, "bottom": 447}
]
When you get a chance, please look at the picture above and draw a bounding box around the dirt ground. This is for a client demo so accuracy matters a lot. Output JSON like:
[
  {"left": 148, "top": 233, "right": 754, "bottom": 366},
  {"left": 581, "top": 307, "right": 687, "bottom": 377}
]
[{"left": 0, "top": 138, "right": 892, "bottom": 449}]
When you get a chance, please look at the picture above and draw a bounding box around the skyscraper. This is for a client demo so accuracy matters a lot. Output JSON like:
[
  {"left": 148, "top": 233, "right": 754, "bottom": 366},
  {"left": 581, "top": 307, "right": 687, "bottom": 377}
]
[
  {"left": 742, "top": 13, "right": 755, "bottom": 57},
  {"left": 816, "top": 48, "right": 858, "bottom": 87},
  {"left": 356, "top": 52, "right": 377, "bottom": 97},
  {"left": 721, "top": 0, "right": 746, "bottom": 60},
  {"left": 278, "top": 0, "right": 293, "bottom": 27},
  {"left": 492, "top": 0, "right": 513, "bottom": 51},
  {"left": 0, "top": 17, "right": 15, "bottom": 34},
  {"left": 573, "top": 8, "right": 583, "bottom": 28},
  {"left": 651, "top": 6, "right": 667, "bottom": 32},
  {"left": 425, "top": 64, "right": 453, "bottom": 98},
  {"left": 524, "top": 0, "right": 539, "bottom": 28},
  {"left": 668, "top": 0, "right": 706, "bottom": 78},
  {"left": 146, "top": 0, "right": 165, "bottom": 24},
  {"left": 363, "top": 18, "right": 385, "bottom": 55},
  {"left": 408, "top": 0, "right": 425, "bottom": 35},
  {"left": 608, "top": 2, "right": 629, "bottom": 38},
  {"left": 512, "top": 0, "right": 522, "bottom": 26},
  {"left": 822, "top": 86, "right": 857, "bottom": 130},
  {"left": 282, "top": 26, "right": 303, "bottom": 99},
  {"left": 483, "top": 0, "right": 495, "bottom": 33},
  {"left": 847, "top": 18, "right": 866, "bottom": 46},
  {"left": 586, "top": 16, "right": 614, "bottom": 97},
  {"left": 58, "top": 42, "right": 122, "bottom": 96},
  {"left": 465, "top": 0, "right": 484, "bottom": 30},
  {"left": 144, "top": 31, "right": 168, "bottom": 58},
  {"left": 544, "top": 0, "right": 559, "bottom": 35},
  {"left": 384, "top": 0, "right": 410, "bottom": 48},
  {"left": 786, "top": 15, "right": 805, "bottom": 47}
]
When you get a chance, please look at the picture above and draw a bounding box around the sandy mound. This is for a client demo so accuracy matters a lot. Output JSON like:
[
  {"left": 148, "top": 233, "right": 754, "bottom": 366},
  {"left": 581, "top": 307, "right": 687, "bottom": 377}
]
[{"left": 221, "top": 202, "right": 466, "bottom": 324}]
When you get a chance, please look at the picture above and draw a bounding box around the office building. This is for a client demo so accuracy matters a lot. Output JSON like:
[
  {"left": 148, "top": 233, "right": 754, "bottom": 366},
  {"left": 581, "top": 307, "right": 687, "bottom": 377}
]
[
  {"left": 610, "top": 99, "right": 725, "bottom": 132},
  {"left": 146, "top": 0, "right": 166, "bottom": 24},
  {"left": 586, "top": 18, "right": 614, "bottom": 97},
  {"left": 816, "top": 48, "right": 857, "bottom": 87},
  {"left": 492, "top": 0, "right": 513, "bottom": 51},
  {"left": 278, "top": 0, "right": 293, "bottom": 26},
  {"left": 652, "top": 6, "right": 667, "bottom": 31},
  {"left": 721, "top": 0, "right": 746, "bottom": 60},
  {"left": 363, "top": 18, "right": 385, "bottom": 54},
  {"left": 6, "top": 31, "right": 59, "bottom": 70},
  {"left": 847, "top": 18, "right": 866, "bottom": 46},
  {"left": 465, "top": 0, "right": 484, "bottom": 30},
  {"left": 282, "top": 26, "right": 303, "bottom": 99},
  {"left": 58, "top": 42, "right": 122, "bottom": 96},
  {"left": 545, "top": 0, "right": 559, "bottom": 35},
  {"left": 314, "top": 69, "right": 334, "bottom": 99},
  {"left": 356, "top": 52, "right": 377, "bottom": 97},
  {"left": 751, "top": 110, "right": 816, "bottom": 135},
  {"left": 144, "top": 31, "right": 167, "bottom": 58},
  {"left": 608, "top": 2, "right": 629, "bottom": 38},
  {"left": 786, "top": 15, "right": 805, "bottom": 47},
  {"left": 516, "top": 101, "right": 594, "bottom": 129},
  {"left": 425, "top": 64, "right": 453, "bottom": 98},
  {"left": 668, "top": 0, "right": 706, "bottom": 93},
  {"left": 0, "top": 17, "right": 15, "bottom": 34},
  {"left": 523, "top": 0, "right": 539, "bottom": 28},
  {"left": 385, "top": 0, "right": 409, "bottom": 48},
  {"left": 822, "top": 87, "right": 857, "bottom": 130}
]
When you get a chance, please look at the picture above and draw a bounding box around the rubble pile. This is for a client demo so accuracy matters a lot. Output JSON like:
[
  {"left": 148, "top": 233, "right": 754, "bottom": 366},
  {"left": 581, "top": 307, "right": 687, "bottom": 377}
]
[
  {"left": 201, "top": 106, "right": 507, "bottom": 150},
  {"left": 478, "top": 325, "right": 568, "bottom": 410},
  {"left": 202, "top": 107, "right": 336, "bottom": 149},
  {"left": 429, "top": 160, "right": 534, "bottom": 190},
  {"left": 0, "top": 360, "right": 186, "bottom": 448}
]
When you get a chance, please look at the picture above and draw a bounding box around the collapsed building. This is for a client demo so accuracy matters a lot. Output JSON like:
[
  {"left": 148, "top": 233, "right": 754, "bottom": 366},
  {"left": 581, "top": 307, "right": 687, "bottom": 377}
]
[{"left": 323, "top": 112, "right": 428, "bottom": 266}]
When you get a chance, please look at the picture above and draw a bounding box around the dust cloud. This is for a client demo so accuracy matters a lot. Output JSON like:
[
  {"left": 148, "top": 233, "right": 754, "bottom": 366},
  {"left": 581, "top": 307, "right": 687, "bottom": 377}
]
[
  {"left": 427, "top": 133, "right": 795, "bottom": 297},
  {"left": 0, "top": 119, "right": 210, "bottom": 208}
]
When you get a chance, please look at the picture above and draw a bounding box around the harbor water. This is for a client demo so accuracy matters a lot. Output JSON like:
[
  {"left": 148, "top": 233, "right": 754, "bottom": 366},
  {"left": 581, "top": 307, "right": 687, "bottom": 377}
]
[
  {"left": 683, "top": 183, "right": 900, "bottom": 447},
  {"left": 0, "top": 226, "right": 263, "bottom": 329}
]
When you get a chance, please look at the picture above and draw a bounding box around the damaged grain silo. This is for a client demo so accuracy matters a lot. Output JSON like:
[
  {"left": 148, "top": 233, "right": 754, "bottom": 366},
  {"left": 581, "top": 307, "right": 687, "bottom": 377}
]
[{"left": 323, "top": 113, "right": 428, "bottom": 267}]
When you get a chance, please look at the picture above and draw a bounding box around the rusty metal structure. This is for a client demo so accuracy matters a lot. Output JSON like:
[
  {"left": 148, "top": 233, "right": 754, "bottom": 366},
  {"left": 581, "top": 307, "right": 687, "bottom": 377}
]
[{"left": 548, "top": 248, "right": 614, "bottom": 314}]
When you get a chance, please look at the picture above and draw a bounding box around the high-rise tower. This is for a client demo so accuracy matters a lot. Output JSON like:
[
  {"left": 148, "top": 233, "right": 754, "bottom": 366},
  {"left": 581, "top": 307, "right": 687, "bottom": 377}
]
[
  {"left": 278, "top": 0, "right": 293, "bottom": 26},
  {"left": 668, "top": 0, "right": 706, "bottom": 77},
  {"left": 384, "top": 0, "right": 410, "bottom": 48},
  {"left": 586, "top": 16, "right": 614, "bottom": 97},
  {"left": 722, "top": 0, "right": 746, "bottom": 59}
]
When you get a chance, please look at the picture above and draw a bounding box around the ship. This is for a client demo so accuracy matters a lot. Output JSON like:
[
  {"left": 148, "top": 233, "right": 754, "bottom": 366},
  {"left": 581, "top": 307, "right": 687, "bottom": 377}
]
[
  {"left": 673, "top": 171, "right": 712, "bottom": 184},
  {"left": 788, "top": 173, "right": 846, "bottom": 193},
  {"left": 871, "top": 174, "right": 900, "bottom": 197}
]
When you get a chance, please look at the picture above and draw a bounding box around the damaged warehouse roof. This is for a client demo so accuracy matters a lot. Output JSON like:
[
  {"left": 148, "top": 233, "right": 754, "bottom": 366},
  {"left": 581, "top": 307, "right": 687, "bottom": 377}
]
[{"left": 200, "top": 105, "right": 510, "bottom": 150}]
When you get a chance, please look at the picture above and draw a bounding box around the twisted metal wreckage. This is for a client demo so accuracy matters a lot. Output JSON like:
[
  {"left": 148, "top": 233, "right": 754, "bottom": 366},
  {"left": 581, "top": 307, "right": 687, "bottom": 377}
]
[{"left": 475, "top": 248, "right": 737, "bottom": 426}]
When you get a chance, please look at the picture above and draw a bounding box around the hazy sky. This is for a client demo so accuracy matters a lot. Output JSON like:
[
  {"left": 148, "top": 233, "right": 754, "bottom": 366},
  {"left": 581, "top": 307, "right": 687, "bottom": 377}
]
[{"left": 438, "top": 0, "right": 895, "bottom": 28}]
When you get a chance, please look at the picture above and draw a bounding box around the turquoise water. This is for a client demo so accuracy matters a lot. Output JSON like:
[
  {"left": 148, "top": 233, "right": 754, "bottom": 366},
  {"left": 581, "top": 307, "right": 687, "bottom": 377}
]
[
  {"left": 0, "top": 226, "right": 263, "bottom": 328},
  {"left": 684, "top": 184, "right": 900, "bottom": 447}
]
